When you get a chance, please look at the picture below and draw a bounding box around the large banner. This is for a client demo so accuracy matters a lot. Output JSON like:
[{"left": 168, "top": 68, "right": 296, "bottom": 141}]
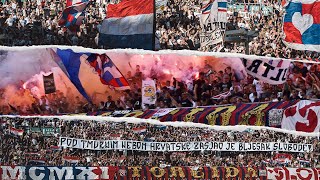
[
  {"left": 59, "top": 137, "right": 313, "bottom": 152},
  {"left": 88, "top": 100, "right": 320, "bottom": 133},
  {"left": 199, "top": 0, "right": 227, "bottom": 47},
  {"left": 267, "top": 167, "right": 320, "bottom": 180},
  {"left": 282, "top": 100, "right": 320, "bottom": 133},
  {"left": 89, "top": 101, "right": 298, "bottom": 127},
  {"left": 0, "top": 166, "right": 117, "bottom": 180},
  {"left": 2, "top": 166, "right": 320, "bottom": 180},
  {"left": 282, "top": 0, "right": 320, "bottom": 52},
  {"left": 241, "top": 58, "right": 291, "bottom": 84},
  {"left": 0, "top": 166, "right": 262, "bottom": 179}
]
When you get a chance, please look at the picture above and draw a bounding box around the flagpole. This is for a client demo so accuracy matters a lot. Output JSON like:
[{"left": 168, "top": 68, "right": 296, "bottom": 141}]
[{"left": 152, "top": 0, "right": 156, "bottom": 51}]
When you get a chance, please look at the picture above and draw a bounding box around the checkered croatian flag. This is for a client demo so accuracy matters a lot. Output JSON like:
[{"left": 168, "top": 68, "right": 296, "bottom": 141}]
[
  {"left": 201, "top": 0, "right": 214, "bottom": 14},
  {"left": 283, "top": 0, "right": 320, "bottom": 52},
  {"left": 59, "top": 0, "right": 89, "bottom": 31},
  {"left": 86, "top": 54, "right": 130, "bottom": 90},
  {"left": 66, "top": 0, "right": 88, "bottom": 7}
]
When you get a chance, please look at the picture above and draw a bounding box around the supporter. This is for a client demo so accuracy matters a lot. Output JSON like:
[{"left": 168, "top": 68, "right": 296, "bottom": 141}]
[
  {"left": 0, "top": 56, "right": 320, "bottom": 113},
  {"left": 0, "top": 0, "right": 319, "bottom": 109},
  {"left": 0, "top": 117, "right": 318, "bottom": 167},
  {"left": 0, "top": 0, "right": 317, "bottom": 61}
]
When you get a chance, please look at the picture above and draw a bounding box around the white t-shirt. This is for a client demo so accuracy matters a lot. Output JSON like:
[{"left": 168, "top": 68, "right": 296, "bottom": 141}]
[
  {"left": 6, "top": 17, "right": 14, "bottom": 26},
  {"left": 11, "top": 3, "right": 17, "bottom": 9}
]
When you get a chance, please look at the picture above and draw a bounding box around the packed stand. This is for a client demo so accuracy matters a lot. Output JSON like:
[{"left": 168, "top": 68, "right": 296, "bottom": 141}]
[
  {"left": 0, "top": 117, "right": 319, "bottom": 167},
  {"left": 0, "top": 0, "right": 101, "bottom": 47},
  {"left": 1, "top": 59, "right": 320, "bottom": 114},
  {"left": 0, "top": 0, "right": 318, "bottom": 60},
  {"left": 0, "top": 0, "right": 320, "bottom": 114}
]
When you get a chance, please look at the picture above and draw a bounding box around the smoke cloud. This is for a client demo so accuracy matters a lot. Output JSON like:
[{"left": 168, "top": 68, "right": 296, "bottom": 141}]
[{"left": 0, "top": 49, "right": 247, "bottom": 108}]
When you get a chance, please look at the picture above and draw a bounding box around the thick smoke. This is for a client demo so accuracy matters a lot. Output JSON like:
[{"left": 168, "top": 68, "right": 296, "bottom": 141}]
[
  {"left": 109, "top": 52, "right": 247, "bottom": 84},
  {"left": 0, "top": 49, "right": 84, "bottom": 107},
  {"left": 0, "top": 49, "right": 247, "bottom": 108}
]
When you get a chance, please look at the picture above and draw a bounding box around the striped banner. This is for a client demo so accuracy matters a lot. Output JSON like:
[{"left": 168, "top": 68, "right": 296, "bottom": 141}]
[{"left": 89, "top": 101, "right": 298, "bottom": 127}]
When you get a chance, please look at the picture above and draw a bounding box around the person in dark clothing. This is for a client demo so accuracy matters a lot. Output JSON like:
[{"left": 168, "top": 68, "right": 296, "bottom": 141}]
[
  {"left": 194, "top": 72, "right": 206, "bottom": 101},
  {"left": 179, "top": 92, "right": 194, "bottom": 107},
  {"left": 105, "top": 96, "right": 116, "bottom": 110}
]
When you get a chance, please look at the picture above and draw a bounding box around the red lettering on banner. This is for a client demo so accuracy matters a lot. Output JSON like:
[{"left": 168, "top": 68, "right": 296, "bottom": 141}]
[
  {"left": 284, "top": 101, "right": 320, "bottom": 132},
  {"left": 296, "top": 168, "right": 313, "bottom": 180},
  {"left": 267, "top": 168, "right": 320, "bottom": 180},
  {"left": 267, "top": 167, "right": 289, "bottom": 180}
]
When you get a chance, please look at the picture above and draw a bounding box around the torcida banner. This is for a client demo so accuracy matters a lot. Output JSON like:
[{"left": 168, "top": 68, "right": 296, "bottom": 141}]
[
  {"left": 267, "top": 167, "right": 320, "bottom": 180},
  {"left": 87, "top": 100, "right": 320, "bottom": 133},
  {"left": 1, "top": 166, "right": 319, "bottom": 180}
]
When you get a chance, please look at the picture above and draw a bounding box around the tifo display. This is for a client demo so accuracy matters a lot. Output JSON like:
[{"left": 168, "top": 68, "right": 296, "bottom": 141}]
[{"left": 1, "top": 0, "right": 320, "bottom": 177}]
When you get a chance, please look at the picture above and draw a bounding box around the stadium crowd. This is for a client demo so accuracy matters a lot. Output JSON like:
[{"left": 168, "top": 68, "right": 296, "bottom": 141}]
[
  {"left": 0, "top": 0, "right": 319, "bottom": 114},
  {"left": 1, "top": 58, "right": 320, "bottom": 114},
  {"left": 0, "top": 117, "right": 319, "bottom": 167},
  {"left": 0, "top": 0, "right": 319, "bottom": 60},
  {"left": 0, "top": 0, "right": 320, "bottom": 175}
]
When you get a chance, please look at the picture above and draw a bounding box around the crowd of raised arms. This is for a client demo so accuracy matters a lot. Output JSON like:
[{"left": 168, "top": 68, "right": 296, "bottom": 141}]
[
  {"left": 0, "top": 0, "right": 320, "bottom": 177},
  {"left": 0, "top": 117, "right": 319, "bottom": 167},
  {"left": 0, "top": 0, "right": 320, "bottom": 114},
  {"left": 0, "top": 0, "right": 319, "bottom": 57},
  {"left": 1, "top": 60, "right": 320, "bottom": 114}
]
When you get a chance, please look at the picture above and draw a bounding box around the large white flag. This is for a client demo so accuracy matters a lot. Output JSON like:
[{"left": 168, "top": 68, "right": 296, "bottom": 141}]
[
  {"left": 199, "top": 0, "right": 227, "bottom": 47},
  {"left": 142, "top": 79, "right": 157, "bottom": 108}
]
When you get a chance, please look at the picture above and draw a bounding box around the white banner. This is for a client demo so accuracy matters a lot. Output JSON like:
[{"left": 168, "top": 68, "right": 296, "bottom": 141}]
[
  {"left": 199, "top": 19, "right": 225, "bottom": 47},
  {"left": 141, "top": 79, "right": 157, "bottom": 108},
  {"left": 241, "top": 58, "right": 291, "bottom": 85},
  {"left": 199, "top": 0, "right": 227, "bottom": 47},
  {"left": 267, "top": 167, "right": 320, "bottom": 180},
  {"left": 282, "top": 100, "right": 320, "bottom": 133},
  {"left": 59, "top": 137, "right": 313, "bottom": 152}
]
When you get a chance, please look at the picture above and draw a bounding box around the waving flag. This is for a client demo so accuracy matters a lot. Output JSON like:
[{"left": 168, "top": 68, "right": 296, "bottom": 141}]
[
  {"left": 201, "top": 0, "right": 213, "bottom": 14},
  {"left": 212, "top": 90, "right": 231, "bottom": 99},
  {"left": 59, "top": 0, "right": 89, "bottom": 31},
  {"left": 63, "top": 156, "right": 80, "bottom": 163},
  {"left": 132, "top": 127, "right": 147, "bottom": 133},
  {"left": 274, "top": 153, "right": 292, "bottom": 164},
  {"left": 10, "top": 127, "right": 24, "bottom": 136},
  {"left": 283, "top": 0, "right": 320, "bottom": 52},
  {"left": 54, "top": 49, "right": 130, "bottom": 102},
  {"left": 217, "top": 0, "right": 227, "bottom": 22},
  {"left": 55, "top": 49, "right": 92, "bottom": 102},
  {"left": 86, "top": 54, "right": 130, "bottom": 90},
  {"left": 99, "top": 0, "right": 154, "bottom": 50},
  {"left": 66, "top": 0, "right": 88, "bottom": 6},
  {"left": 199, "top": 0, "right": 226, "bottom": 47}
]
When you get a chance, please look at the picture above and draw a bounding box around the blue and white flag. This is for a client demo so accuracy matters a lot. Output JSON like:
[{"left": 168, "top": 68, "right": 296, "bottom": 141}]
[
  {"left": 55, "top": 49, "right": 92, "bottom": 102},
  {"left": 283, "top": 0, "right": 320, "bottom": 52}
]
